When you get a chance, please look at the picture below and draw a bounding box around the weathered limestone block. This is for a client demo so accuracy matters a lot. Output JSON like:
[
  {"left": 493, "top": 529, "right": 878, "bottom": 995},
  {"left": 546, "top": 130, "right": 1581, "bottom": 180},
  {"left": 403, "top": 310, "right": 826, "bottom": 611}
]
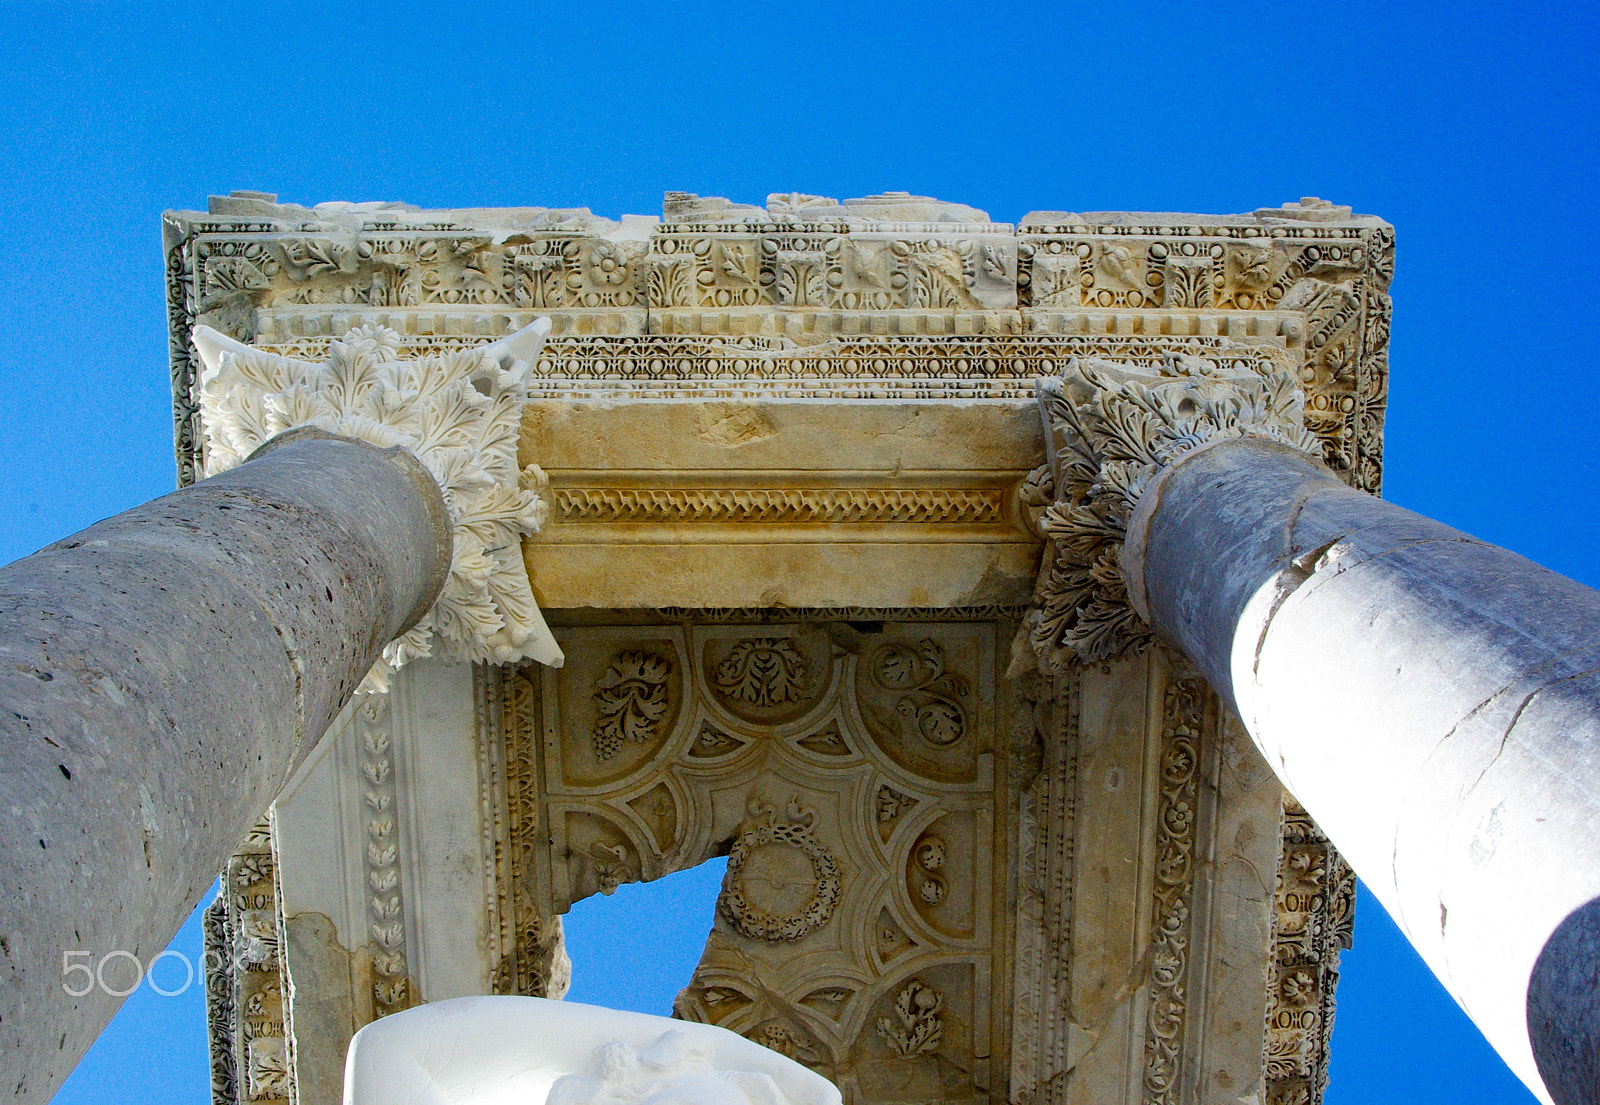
[{"left": 0, "top": 433, "right": 448, "bottom": 1105}]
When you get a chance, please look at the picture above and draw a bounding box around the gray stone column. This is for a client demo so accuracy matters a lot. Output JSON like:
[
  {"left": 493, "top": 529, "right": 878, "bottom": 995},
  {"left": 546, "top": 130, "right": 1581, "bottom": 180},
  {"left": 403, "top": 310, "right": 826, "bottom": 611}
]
[
  {"left": 1029, "top": 357, "right": 1600, "bottom": 1105},
  {"left": 0, "top": 431, "right": 449, "bottom": 1105}
]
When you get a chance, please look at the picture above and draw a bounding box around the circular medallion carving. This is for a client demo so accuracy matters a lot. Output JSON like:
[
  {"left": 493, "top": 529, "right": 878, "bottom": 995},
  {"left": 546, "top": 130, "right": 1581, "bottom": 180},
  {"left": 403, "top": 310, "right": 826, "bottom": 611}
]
[{"left": 718, "top": 796, "right": 840, "bottom": 943}]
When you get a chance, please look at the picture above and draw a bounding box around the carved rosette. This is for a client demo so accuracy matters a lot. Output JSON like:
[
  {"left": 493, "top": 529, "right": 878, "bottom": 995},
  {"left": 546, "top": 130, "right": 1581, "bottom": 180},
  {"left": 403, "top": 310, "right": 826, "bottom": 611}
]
[
  {"left": 1027, "top": 354, "right": 1319, "bottom": 671},
  {"left": 193, "top": 321, "right": 562, "bottom": 690}
]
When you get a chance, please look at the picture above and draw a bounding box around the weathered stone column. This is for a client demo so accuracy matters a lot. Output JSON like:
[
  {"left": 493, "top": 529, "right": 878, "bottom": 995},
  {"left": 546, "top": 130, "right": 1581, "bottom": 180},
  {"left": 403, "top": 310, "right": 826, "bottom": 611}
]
[
  {"left": 0, "top": 319, "right": 559, "bottom": 1104},
  {"left": 0, "top": 432, "right": 448, "bottom": 1104},
  {"left": 1027, "top": 356, "right": 1600, "bottom": 1105}
]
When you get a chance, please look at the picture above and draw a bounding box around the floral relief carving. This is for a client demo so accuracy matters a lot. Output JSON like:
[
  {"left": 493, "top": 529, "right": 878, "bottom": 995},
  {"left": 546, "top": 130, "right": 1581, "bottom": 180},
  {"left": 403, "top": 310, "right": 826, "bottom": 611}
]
[
  {"left": 1028, "top": 353, "right": 1319, "bottom": 670},
  {"left": 1265, "top": 799, "right": 1355, "bottom": 1105},
  {"left": 195, "top": 320, "right": 561, "bottom": 691},
  {"left": 1143, "top": 676, "right": 1203, "bottom": 1105},
  {"left": 718, "top": 795, "right": 842, "bottom": 943},
  {"left": 592, "top": 651, "right": 672, "bottom": 760},
  {"left": 876, "top": 980, "right": 944, "bottom": 1058},
  {"left": 713, "top": 638, "right": 809, "bottom": 708},
  {"left": 871, "top": 639, "right": 969, "bottom": 746}
]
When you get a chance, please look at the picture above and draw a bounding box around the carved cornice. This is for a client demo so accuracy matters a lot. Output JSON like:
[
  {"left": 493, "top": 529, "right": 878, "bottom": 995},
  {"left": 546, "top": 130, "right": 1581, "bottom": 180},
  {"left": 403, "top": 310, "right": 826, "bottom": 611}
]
[
  {"left": 1026, "top": 354, "right": 1319, "bottom": 671},
  {"left": 165, "top": 194, "right": 1391, "bottom": 496},
  {"left": 193, "top": 321, "right": 562, "bottom": 689}
]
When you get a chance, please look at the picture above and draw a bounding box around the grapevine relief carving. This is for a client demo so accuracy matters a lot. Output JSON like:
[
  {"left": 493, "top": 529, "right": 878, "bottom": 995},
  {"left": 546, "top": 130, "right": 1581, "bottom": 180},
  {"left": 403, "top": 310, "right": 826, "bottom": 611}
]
[
  {"left": 592, "top": 651, "right": 672, "bottom": 760},
  {"left": 871, "top": 639, "right": 969, "bottom": 747}
]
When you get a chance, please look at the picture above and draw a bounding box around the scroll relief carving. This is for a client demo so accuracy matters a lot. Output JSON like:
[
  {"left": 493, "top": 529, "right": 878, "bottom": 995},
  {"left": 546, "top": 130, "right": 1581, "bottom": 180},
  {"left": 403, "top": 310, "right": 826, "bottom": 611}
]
[
  {"left": 1145, "top": 677, "right": 1204, "bottom": 1105},
  {"left": 496, "top": 621, "right": 1009, "bottom": 1105},
  {"left": 193, "top": 320, "right": 563, "bottom": 690},
  {"left": 1264, "top": 799, "right": 1355, "bottom": 1105},
  {"left": 1028, "top": 354, "right": 1319, "bottom": 671}
]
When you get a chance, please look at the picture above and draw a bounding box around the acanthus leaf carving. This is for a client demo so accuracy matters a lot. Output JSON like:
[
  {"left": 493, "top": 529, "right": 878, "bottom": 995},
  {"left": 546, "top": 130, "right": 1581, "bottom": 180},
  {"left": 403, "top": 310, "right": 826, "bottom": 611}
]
[
  {"left": 876, "top": 980, "right": 944, "bottom": 1058},
  {"left": 1028, "top": 353, "right": 1319, "bottom": 671},
  {"left": 592, "top": 650, "right": 673, "bottom": 760},
  {"left": 714, "top": 638, "right": 809, "bottom": 708},
  {"left": 193, "top": 319, "right": 563, "bottom": 691}
]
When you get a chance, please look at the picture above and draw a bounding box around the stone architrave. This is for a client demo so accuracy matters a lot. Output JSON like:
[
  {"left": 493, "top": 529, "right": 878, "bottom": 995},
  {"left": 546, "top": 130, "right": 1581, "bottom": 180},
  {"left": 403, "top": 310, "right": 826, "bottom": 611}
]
[{"left": 1030, "top": 357, "right": 1600, "bottom": 1105}]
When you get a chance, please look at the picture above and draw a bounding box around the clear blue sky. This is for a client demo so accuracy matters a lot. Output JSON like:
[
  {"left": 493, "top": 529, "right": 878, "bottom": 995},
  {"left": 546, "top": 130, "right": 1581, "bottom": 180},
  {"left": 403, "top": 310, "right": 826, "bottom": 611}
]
[{"left": 1, "top": 1, "right": 1593, "bottom": 1102}]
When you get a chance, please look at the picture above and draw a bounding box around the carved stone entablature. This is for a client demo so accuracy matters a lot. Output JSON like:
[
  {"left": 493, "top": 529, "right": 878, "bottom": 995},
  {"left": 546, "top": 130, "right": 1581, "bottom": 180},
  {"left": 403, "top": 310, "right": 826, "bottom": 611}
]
[
  {"left": 1017, "top": 202, "right": 1393, "bottom": 491},
  {"left": 647, "top": 191, "right": 1017, "bottom": 325},
  {"left": 1027, "top": 354, "right": 1319, "bottom": 671},
  {"left": 193, "top": 320, "right": 563, "bottom": 688}
]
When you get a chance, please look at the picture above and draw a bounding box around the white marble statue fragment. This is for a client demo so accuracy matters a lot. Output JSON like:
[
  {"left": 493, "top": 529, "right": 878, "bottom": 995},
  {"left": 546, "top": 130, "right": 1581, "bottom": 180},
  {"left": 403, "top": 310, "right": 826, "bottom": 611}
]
[
  {"left": 341, "top": 996, "right": 842, "bottom": 1105},
  {"left": 192, "top": 319, "right": 563, "bottom": 689}
]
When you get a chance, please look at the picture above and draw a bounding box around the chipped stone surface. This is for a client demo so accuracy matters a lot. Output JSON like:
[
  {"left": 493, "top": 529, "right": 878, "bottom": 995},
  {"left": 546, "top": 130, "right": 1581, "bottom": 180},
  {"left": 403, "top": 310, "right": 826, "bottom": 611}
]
[
  {"left": 0, "top": 434, "right": 448, "bottom": 1105},
  {"left": 1133, "top": 435, "right": 1600, "bottom": 1105}
]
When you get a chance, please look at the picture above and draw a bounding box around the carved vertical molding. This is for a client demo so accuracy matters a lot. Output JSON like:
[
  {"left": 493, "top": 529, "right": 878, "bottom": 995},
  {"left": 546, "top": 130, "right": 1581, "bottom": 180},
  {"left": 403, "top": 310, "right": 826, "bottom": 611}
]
[
  {"left": 1263, "top": 800, "right": 1356, "bottom": 1105},
  {"left": 1143, "top": 675, "right": 1205, "bottom": 1105},
  {"left": 205, "top": 821, "right": 291, "bottom": 1105},
  {"left": 1008, "top": 669, "right": 1077, "bottom": 1105},
  {"left": 202, "top": 896, "right": 237, "bottom": 1105},
  {"left": 488, "top": 666, "right": 568, "bottom": 998},
  {"left": 354, "top": 693, "right": 412, "bottom": 1019}
]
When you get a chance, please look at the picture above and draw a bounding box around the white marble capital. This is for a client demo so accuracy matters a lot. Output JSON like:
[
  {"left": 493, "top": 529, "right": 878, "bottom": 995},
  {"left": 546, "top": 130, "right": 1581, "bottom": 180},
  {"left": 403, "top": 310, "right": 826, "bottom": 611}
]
[{"left": 194, "top": 320, "right": 563, "bottom": 690}]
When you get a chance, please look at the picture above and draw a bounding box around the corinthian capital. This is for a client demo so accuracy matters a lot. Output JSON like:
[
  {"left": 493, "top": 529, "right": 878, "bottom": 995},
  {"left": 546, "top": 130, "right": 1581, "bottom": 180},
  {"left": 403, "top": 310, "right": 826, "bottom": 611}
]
[
  {"left": 1028, "top": 353, "right": 1318, "bottom": 671},
  {"left": 192, "top": 320, "right": 562, "bottom": 690}
]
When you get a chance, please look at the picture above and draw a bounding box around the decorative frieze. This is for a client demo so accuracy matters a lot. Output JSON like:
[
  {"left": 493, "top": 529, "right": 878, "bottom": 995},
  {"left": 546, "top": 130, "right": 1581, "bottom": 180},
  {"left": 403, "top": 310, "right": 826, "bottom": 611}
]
[
  {"left": 1017, "top": 202, "right": 1393, "bottom": 491},
  {"left": 553, "top": 486, "right": 1006, "bottom": 526}
]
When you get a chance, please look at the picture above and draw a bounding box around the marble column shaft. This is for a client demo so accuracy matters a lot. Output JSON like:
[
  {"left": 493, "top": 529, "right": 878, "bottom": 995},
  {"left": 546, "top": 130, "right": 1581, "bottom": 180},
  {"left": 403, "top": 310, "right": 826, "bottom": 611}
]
[
  {"left": 0, "top": 431, "right": 449, "bottom": 1105},
  {"left": 1126, "top": 435, "right": 1600, "bottom": 1105}
]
